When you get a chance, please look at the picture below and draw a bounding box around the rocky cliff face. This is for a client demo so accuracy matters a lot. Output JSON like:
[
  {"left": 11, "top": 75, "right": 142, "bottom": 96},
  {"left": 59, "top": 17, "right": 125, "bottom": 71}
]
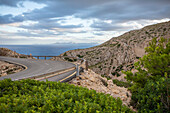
[{"left": 59, "top": 21, "right": 170, "bottom": 78}]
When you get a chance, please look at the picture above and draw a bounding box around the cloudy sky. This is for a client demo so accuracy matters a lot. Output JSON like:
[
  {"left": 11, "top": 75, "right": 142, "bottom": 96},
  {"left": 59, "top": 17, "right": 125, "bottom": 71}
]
[{"left": 0, "top": 0, "right": 170, "bottom": 45}]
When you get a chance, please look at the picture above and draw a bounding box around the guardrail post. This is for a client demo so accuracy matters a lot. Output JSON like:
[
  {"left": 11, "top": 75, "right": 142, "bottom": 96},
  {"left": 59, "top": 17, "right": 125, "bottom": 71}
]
[
  {"left": 85, "top": 60, "right": 88, "bottom": 71},
  {"left": 76, "top": 64, "right": 79, "bottom": 76}
]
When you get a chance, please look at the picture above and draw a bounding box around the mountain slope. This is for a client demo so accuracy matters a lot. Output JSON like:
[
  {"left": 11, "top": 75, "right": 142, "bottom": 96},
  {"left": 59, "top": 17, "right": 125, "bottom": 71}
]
[
  {"left": 58, "top": 21, "right": 170, "bottom": 77},
  {"left": 0, "top": 48, "right": 33, "bottom": 59}
]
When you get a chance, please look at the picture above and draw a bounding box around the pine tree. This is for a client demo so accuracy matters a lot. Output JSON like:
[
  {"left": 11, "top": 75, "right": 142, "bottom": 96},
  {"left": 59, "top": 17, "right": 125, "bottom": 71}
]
[{"left": 124, "top": 37, "right": 170, "bottom": 112}]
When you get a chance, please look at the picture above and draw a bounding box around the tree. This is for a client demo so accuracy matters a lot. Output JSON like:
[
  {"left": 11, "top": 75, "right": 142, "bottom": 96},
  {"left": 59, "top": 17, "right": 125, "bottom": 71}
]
[{"left": 124, "top": 37, "right": 170, "bottom": 112}]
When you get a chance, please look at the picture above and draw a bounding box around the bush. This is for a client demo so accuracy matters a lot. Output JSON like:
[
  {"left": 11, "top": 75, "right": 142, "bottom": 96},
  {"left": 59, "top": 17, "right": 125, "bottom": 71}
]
[
  {"left": 130, "top": 76, "right": 169, "bottom": 112},
  {"left": 64, "top": 57, "right": 77, "bottom": 62},
  {"left": 117, "top": 44, "right": 121, "bottom": 48},
  {"left": 63, "top": 53, "right": 67, "bottom": 56},
  {"left": 77, "top": 54, "right": 84, "bottom": 58},
  {"left": 112, "top": 79, "right": 132, "bottom": 88},
  {"left": 111, "top": 72, "right": 121, "bottom": 77},
  {"left": 0, "top": 79, "right": 133, "bottom": 113}
]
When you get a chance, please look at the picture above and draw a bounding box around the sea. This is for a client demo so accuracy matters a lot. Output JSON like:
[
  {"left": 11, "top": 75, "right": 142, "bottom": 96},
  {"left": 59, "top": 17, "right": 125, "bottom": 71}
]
[{"left": 0, "top": 43, "right": 98, "bottom": 59}]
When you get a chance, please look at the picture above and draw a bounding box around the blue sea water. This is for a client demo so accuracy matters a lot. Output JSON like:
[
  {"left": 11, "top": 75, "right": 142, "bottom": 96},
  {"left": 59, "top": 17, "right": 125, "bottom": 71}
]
[{"left": 0, "top": 43, "right": 98, "bottom": 59}]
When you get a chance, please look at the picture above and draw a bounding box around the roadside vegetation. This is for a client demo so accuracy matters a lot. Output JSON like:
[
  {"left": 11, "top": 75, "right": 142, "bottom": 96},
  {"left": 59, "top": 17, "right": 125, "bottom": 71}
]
[{"left": 0, "top": 79, "right": 133, "bottom": 113}]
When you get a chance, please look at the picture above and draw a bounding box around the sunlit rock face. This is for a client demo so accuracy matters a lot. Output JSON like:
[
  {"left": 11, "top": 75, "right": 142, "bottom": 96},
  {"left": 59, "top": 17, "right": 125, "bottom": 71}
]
[{"left": 59, "top": 21, "right": 170, "bottom": 78}]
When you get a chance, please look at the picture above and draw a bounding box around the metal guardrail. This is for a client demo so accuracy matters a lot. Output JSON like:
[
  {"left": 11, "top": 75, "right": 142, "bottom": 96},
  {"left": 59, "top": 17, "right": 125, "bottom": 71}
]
[{"left": 11, "top": 55, "right": 88, "bottom": 71}]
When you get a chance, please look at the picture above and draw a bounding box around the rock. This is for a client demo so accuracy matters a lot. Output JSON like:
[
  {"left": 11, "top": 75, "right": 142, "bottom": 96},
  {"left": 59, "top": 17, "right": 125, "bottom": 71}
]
[
  {"left": 0, "top": 61, "right": 24, "bottom": 77},
  {"left": 112, "top": 89, "right": 120, "bottom": 94},
  {"left": 79, "top": 76, "right": 86, "bottom": 80},
  {"left": 69, "top": 69, "right": 132, "bottom": 106}
]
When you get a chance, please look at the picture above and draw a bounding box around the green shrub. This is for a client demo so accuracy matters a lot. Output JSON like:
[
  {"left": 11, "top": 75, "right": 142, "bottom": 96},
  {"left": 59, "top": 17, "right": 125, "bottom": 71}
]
[
  {"left": 111, "top": 72, "right": 116, "bottom": 76},
  {"left": 0, "top": 79, "right": 133, "bottom": 113},
  {"left": 130, "top": 76, "right": 169, "bottom": 112},
  {"left": 77, "top": 54, "right": 84, "bottom": 58},
  {"left": 73, "top": 59, "right": 77, "bottom": 62},
  {"left": 100, "top": 79, "right": 108, "bottom": 87},
  {"left": 117, "top": 44, "right": 121, "bottom": 48},
  {"left": 112, "top": 72, "right": 121, "bottom": 77},
  {"left": 106, "top": 76, "right": 111, "bottom": 80},
  {"left": 117, "top": 73, "right": 121, "bottom": 77},
  {"left": 20, "top": 56, "right": 27, "bottom": 58},
  {"left": 64, "top": 57, "right": 76, "bottom": 62},
  {"left": 101, "top": 75, "right": 105, "bottom": 77},
  {"left": 112, "top": 79, "right": 132, "bottom": 88},
  {"left": 135, "top": 57, "right": 140, "bottom": 59},
  {"left": 63, "top": 53, "right": 67, "bottom": 56}
]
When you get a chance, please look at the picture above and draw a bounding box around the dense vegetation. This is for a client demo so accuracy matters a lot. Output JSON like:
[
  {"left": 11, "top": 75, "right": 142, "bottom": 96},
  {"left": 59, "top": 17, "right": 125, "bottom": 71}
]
[
  {"left": 124, "top": 37, "right": 170, "bottom": 112},
  {"left": 0, "top": 79, "right": 133, "bottom": 113}
]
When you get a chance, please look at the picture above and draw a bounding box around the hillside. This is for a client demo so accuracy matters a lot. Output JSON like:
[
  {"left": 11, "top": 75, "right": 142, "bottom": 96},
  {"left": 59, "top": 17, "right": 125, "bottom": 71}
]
[
  {"left": 57, "top": 21, "right": 170, "bottom": 78},
  {"left": 0, "top": 48, "right": 27, "bottom": 58},
  {"left": 0, "top": 48, "right": 33, "bottom": 59}
]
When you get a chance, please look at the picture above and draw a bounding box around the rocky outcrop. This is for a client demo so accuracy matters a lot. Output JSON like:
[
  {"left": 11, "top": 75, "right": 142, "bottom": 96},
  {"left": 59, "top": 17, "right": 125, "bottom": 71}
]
[
  {"left": 0, "top": 48, "right": 21, "bottom": 57},
  {"left": 0, "top": 48, "right": 33, "bottom": 59},
  {"left": 0, "top": 61, "right": 23, "bottom": 77},
  {"left": 59, "top": 21, "right": 170, "bottom": 79},
  {"left": 69, "top": 69, "right": 131, "bottom": 106}
]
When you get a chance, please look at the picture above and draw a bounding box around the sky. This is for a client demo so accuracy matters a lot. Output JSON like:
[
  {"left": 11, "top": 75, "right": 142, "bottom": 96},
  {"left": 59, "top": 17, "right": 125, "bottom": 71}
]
[{"left": 0, "top": 0, "right": 170, "bottom": 45}]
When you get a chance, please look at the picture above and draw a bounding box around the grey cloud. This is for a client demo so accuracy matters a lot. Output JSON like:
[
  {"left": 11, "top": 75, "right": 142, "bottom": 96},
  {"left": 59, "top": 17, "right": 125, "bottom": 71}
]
[
  {"left": 0, "top": 0, "right": 46, "bottom": 7},
  {"left": 0, "top": 29, "right": 63, "bottom": 38},
  {"left": 77, "top": 0, "right": 170, "bottom": 22},
  {"left": 1, "top": 0, "right": 170, "bottom": 24},
  {"left": 0, "top": 0, "right": 113, "bottom": 21},
  {"left": 93, "top": 32, "right": 105, "bottom": 36},
  {"left": 0, "top": 14, "right": 24, "bottom": 24},
  {"left": 0, "top": 0, "right": 170, "bottom": 43},
  {"left": 20, "top": 19, "right": 83, "bottom": 30},
  {"left": 15, "top": 29, "right": 85, "bottom": 38},
  {"left": 91, "top": 21, "right": 132, "bottom": 31},
  {"left": 16, "top": 30, "right": 63, "bottom": 37},
  {"left": 0, "top": 0, "right": 20, "bottom": 7}
]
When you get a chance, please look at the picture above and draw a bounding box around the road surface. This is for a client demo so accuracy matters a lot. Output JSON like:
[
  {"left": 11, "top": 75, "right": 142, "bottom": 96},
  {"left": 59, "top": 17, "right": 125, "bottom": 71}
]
[{"left": 0, "top": 56, "right": 76, "bottom": 81}]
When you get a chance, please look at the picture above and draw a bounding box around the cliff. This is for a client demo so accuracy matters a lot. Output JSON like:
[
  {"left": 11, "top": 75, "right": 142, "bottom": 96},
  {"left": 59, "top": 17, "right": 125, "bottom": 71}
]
[{"left": 57, "top": 21, "right": 170, "bottom": 78}]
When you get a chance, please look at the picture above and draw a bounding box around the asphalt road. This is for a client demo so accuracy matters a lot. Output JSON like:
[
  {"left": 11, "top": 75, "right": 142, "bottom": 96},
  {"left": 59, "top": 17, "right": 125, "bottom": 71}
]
[{"left": 0, "top": 56, "right": 76, "bottom": 81}]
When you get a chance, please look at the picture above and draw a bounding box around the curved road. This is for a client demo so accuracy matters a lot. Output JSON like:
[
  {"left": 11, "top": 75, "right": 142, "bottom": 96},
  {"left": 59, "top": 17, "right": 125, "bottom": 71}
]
[{"left": 0, "top": 56, "right": 76, "bottom": 81}]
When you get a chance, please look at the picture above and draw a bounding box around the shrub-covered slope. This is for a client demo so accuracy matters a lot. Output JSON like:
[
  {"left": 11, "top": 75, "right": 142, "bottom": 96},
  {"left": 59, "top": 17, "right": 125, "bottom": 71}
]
[{"left": 0, "top": 79, "right": 133, "bottom": 113}]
